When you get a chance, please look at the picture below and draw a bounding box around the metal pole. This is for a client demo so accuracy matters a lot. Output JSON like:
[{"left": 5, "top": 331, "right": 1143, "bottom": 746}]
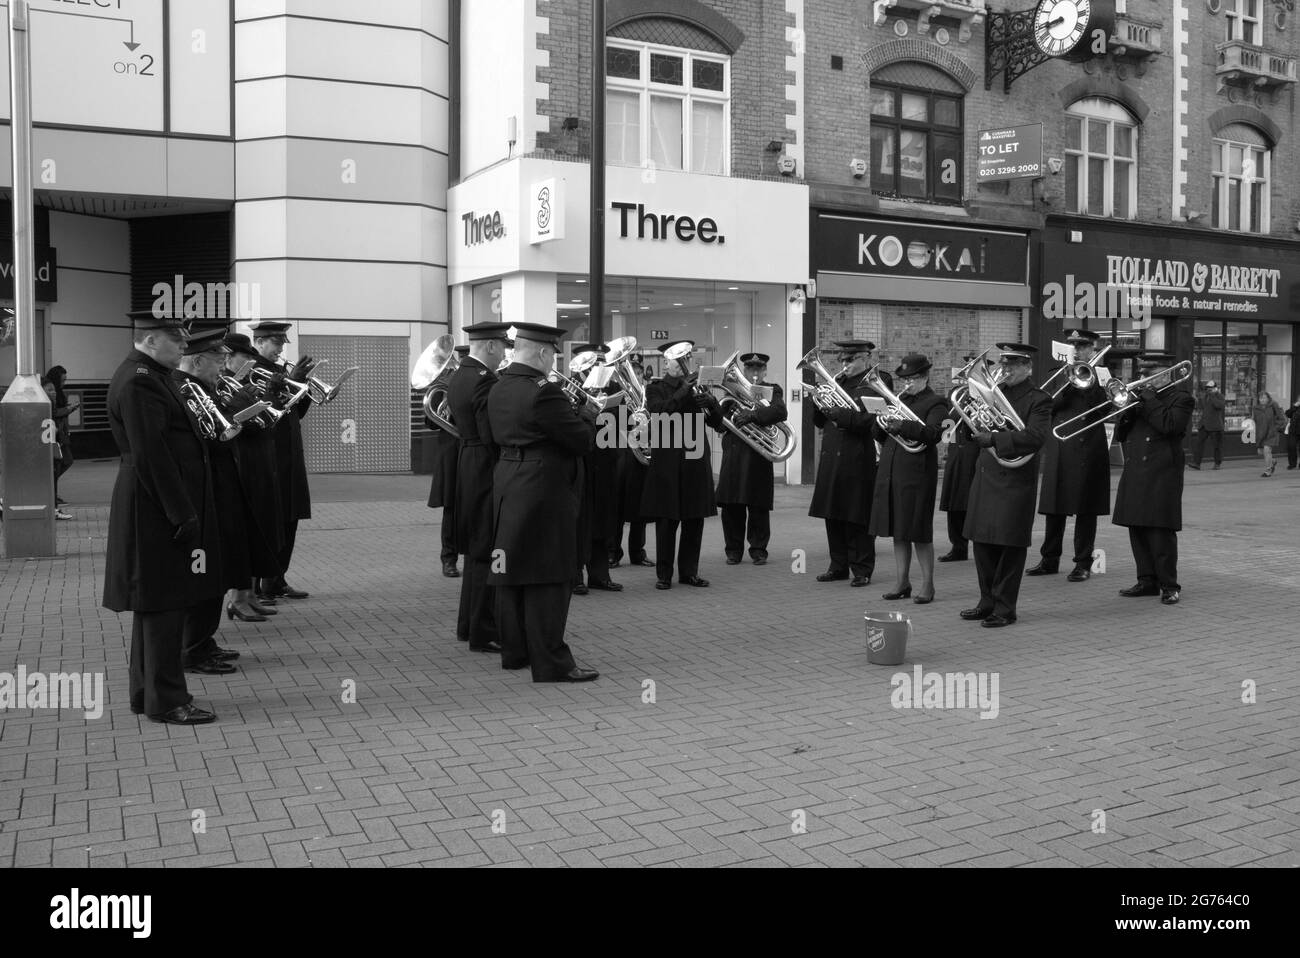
[
  {"left": 589, "top": 0, "right": 606, "bottom": 344},
  {"left": 2, "top": 0, "right": 57, "bottom": 558}
]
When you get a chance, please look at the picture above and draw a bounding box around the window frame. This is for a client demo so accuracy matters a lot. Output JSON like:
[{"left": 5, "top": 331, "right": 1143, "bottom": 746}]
[
  {"left": 605, "top": 39, "right": 731, "bottom": 176},
  {"left": 1211, "top": 135, "right": 1271, "bottom": 234},
  {"left": 1225, "top": 0, "right": 1261, "bottom": 44},
  {"left": 867, "top": 80, "right": 964, "bottom": 204},
  {"left": 1064, "top": 98, "right": 1139, "bottom": 220}
]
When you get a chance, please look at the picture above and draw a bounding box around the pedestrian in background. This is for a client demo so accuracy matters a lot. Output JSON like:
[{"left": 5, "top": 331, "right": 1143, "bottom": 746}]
[
  {"left": 1189, "top": 380, "right": 1224, "bottom": 470},
  {"left": 1286, "top": 394, "right": 1300, "bottom": 470},
  {"left": 45, "top": 365, "right": 78, "bottom": 519},
  {"left": 1253, "top": 391, "right": 1284, "bottom": 478}
]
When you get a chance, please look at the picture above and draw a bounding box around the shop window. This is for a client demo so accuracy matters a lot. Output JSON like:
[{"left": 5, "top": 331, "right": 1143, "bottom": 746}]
[
  {"left": 1192, "top": 321, "right": 1292, "bottom": 431},
  {"left": 1225, "top": 0, "right": 1260, "bottom": 43},
  {"left": 605, "top": 40, "right": 729, "bottom": 175},
  {"left": 1212, "top": 125, "right": 1270, "bottom": 233},
  {"left": 868, "top": 81, "right": 963, "bottom": 204},
  {"left": 1064, "top": 98, "right": 1138, "bottom": 219}
]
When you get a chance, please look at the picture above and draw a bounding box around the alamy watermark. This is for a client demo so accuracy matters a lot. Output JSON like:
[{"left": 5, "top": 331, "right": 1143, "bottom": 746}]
[
  {"left": 890, "top": 664, "right": 1000, "bottom": 720},
  {"left": 152, "top": 275, "right": 261, "bottom": 322},
  {"left": 595, "top": 407, "right": 707, "bottom": 460},
  {"left": 0, "top": 667, "right": 104, "bottom": 720},
  {"left": 1041, "top": 275, "right": 1153, "bottom": 329}
]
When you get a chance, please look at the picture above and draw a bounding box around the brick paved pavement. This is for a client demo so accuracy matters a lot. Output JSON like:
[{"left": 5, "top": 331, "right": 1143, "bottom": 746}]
[{"left": 1, "top": 459, "right": 1297, "bottom": 868}]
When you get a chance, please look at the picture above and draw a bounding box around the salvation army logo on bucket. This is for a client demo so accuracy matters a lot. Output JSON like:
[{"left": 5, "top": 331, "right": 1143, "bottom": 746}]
[{"left": 867, "top": 628, "right": 886, "bottom": 653}]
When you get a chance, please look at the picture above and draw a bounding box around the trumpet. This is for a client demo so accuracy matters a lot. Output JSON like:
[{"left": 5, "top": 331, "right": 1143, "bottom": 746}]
[
  {"left": 213, "top": 360, "right": 275, "bottom": 431},
  {"left": 248, "top": 365, "right": 311, "bottom": 413},
  {"left": 604, "top": 336, "right": 652, "bottom": 466},
  {"left": 548, "top": 354, "right": 609, "bottom": 416},
  {"left": 180, "top": 380, "right": 245, "bottom": 442},
  {"left": 1052, "top": 361, "right": 1192, "bottom": 441},
  {"left": 948, "top": 348, "right": 1033, "bottom": 469},
  {"left": 708, "top": 351, "right": 797, "bottom": 463},
  {"left": 411, "top": 335, "right": 460, "bottom": 438},
  {"left": 287, "top": 357, "right": 359, "bottom": 406},
  {"left": 863, "top": 367, "right": 925, "bottom": 454},
  {"left": 796, "top": 347, "right": 860, "bottom": 413},
  {"left": 1044, "top": 345, "right": 1113, "bottom": 399}
]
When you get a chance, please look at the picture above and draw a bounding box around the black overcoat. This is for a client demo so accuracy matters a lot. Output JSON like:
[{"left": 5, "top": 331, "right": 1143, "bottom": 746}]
[
  {"left": 715, "top": 382, "right": 787, "bottom": 510},
  {"left": 1039, "top": 379, "right": 1112, "bottom": 517},
  {"left": 639, "top": 374, "right": 724, "bottom": 520},
  {"left": 615, "top": 447, "right": 648, "bottom": 522},
  {"left": 807, "top": 369, "right": 888, "bottom": 524},
  {"left": 962, "top": 379, "right": 1052, "bottom": 548},
  {"left": 447, "top": 356, "right": 498, "bottom": 559},
  {"left": 867, "top": 387, "right": 948, "bottom": 542},
  {"left": 426, "top": 424, "right": 460, "bottom": 511},
  {"left": 487, "top": 363, "right": 595, "bottom": 585},
  {"left": 255, "top": 356, "right": 312, "bottom": 522},
  {"left": 235, "top": 425, "right": 284, "bottom": 561},
  {"left": 939, "top": 420, "right": 978, "bottom": 513},
  {"left": 1113, "top": 387, "right": 1193, "bottom": 531},
  {"left": 103, "top": 352, "right": 225, "bottom": 612},
  {"left": 579, "top": 404, "right": 622, "bottom": 544}
]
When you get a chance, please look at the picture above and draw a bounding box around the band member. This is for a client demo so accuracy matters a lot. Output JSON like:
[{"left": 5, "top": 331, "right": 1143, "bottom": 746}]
[
  {"left": 569, "top": 344, "right": 623, "bottom": 594},
  {"left": 869, "top": 353, "right": 948, "bottom": 604},
  {"left": 223, "top": 334, "right": 284, "bottom": 621},
  {"left": 1114, "top": 355, "right": 1193, "bottom": 605},
  {"left": 104, "top": 313, "right": 222, "bottom": 725},
  {"left": 641, "top": 341, "right": 725, "bottom": 589},
  {"left": 1029, "top": 330, "right": 1112, "bottom": 582},
  {"left": 450, "top": 323, "right": 510, "bottom": 653},
  {"left": 609, "top": 360, "right": 653, "bottom": 569},
  {"left": 427, "top": 343, "right": 470, "bottom": 579},
  {"left": 249, "top": 321, "right": 313, "bottom": 602},
  {"left": 808, "top": 340, "right": 887, "bottom": 587},
  {"left": 939, "top": 420, "right": 977, "bottom": 562},
  {"left": 959, "top": 343, "right": 1052, "bottom": 628},
  {"left": 716, "top": 353, "right": 786, "bottom": 565},
  {"left": 488, "top": 322, "right": 599, "bottom": 682}
]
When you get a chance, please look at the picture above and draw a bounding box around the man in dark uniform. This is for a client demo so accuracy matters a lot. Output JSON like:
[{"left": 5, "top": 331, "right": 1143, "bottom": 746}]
[
  {"left": 609, "top": 357, "right": 653, "bottom": 569},
  {"left": 808, "top": 340, "right": 887, "bottom": 587},
  {"left": 487, "top": 323, "right": 599, "bottom": 682},
  {"left": 569, "top": 344, "right": 623, "bottom": 595},
  {"left": 103, "top": 313, "right": 223, "bottom": 725},
  {"left": 449, "top": 323, "right": 510, "bottom": 653},
  {"left": 938, "top": 419, "right": 978, "bottom": 563},
  {"left": 426, "top": 343, "right": 469, "bottom": 579},
  {"left": 250, "top": 321, "right": 313, "bottom": 601},
  {"left": 716, "top": 352, "right": 787, "bottom": 565},
  {"left": 1114, "top": 355, "right": 1194, "bottom": 605},
  {"left": 640, "top": 341, "right": 725, "bottom": 590},
  {"left": 1028, "top": 330, "right": 1112, "bottom": 582},
  {"left": 959, "top": 343, "right": 1052, "bottom": 628}
]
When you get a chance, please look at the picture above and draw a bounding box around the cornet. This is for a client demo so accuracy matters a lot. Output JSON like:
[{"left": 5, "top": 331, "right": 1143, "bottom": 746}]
[
  {"left": 1053, "top": 361, "right": 1192, "bottom": 441},
  {"left": 180, "top": 380, "right": 245, "bottom": 442},
  {"left": 709, "top": 351, "right": 797, "bottom": 463},
  {"left": 213, "top": 360, "right": 275, "bottom": 431},
  {"left": 248, "top": 365, "right": 311, "bottom": 413},
  {"left": 864, "top": 367, "right": 925, "bottom": 454},
  {"left": 411, "top": 335, "right": 460, "bottom": 438},
  {"left": 287, "top": 357, "right": 358, "bottom": 406},
  {"left": 796, "top": 347, "right": 860, "bottom": 413}
]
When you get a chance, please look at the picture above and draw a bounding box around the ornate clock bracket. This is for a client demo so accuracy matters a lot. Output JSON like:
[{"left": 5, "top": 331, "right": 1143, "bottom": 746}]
[{"left": 985, "top": 7, "right": 1050, "bottom": 92}]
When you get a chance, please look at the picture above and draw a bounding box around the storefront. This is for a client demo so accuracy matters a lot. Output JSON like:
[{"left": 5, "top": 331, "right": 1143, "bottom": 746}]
[
  {"left": 1039, "top": 219, "right": 1300, "bottom": 457},
  {"left": 806, "top": 211, "right": 1034, "bottom": 479},
  {"left": 446, "top": 157, "right": 811, "bottom": 480}
]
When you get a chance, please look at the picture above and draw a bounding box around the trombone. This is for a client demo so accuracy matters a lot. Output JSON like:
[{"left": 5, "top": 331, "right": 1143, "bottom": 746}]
[
  {"left": 1053, "top": 361, "right": 1193, "bottom": 441},
  {"left": 795, "top": 347, "right": 860, "bottom": 413},
  {"left": 863, "top": 366, "right": 926, "bottom": 454},
  {"left": 1043, "top": 344, "right": 1112, "bottom": 399},
  {"left": 411, "top": 335, "right": 460, "bottom": 438}
]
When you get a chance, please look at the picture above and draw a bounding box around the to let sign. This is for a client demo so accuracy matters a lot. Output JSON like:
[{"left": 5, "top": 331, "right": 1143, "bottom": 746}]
[{"left": 977, "top": 124, "right": 1043, "bottom": 182}]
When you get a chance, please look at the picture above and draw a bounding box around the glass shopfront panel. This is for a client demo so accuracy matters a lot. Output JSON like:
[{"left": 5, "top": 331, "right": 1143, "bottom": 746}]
[{"left": 1193, "top": 321, "right": 1293, "bottom": 431}]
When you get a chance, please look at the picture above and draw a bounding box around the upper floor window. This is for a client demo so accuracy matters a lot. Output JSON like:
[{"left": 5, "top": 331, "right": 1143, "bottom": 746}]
[
  {"left": 868, "top": 82, "right": 963, "bottom": 203},
  {"left": 1225, "top": 0, "right": 1260, "bottom": 44},
  {"left": 1212, "top": 125, "right": 1271, "bottom": 233},
  {"left": 1065, "top": 98, "right": 1138, "bottom": 219},
  {"left": 606, "top": 41, "right": 729, "bottom": 175}
]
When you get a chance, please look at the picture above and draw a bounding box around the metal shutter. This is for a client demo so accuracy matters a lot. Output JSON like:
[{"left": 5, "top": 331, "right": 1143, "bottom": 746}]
[{"left": 299, "top": 334, "right": 409, "bottom": 474}]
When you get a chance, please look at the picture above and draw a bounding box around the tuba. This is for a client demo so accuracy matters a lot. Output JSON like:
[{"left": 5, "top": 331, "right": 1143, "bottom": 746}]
[
  {"left": 603, "top": 337, "right": 652, "bottom": 466},
  {"left": 863, "top": 366, "right": 926, "bottom": 454},
  {"left": 411, "top": 335, "right": 460, "bottom": 439},
  {"left": 1053, "top": 361, "right": 1192, "bottom": 441},
  {"left": 708, "top": 351, "right": 796, "bottom": 463},
  {"left": 948, "top": 348, "right": 1033, "bottom": 469},
  {"left": 180, "top": 379, "right": 243, "bottom": 442},
  {"left": 796, "top": 347, "right": 861, "bottom": 413}
]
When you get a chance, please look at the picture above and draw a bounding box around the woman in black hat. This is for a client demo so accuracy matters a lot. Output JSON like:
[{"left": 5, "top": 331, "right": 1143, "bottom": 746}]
[{"left": 868, "top": 354, "right": 949, "bottom": 603}]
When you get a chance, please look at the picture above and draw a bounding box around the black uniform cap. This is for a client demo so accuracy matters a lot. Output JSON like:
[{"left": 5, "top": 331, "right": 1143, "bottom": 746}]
[
  {"left": 249, "top": 321, "right": 293, "bottom": 342},
  {"left": 740, "top": 352, "right": 770, "bottom": 366},
  {"left": 464, "top": 322, "right": 513, "bottom": 342},
  {"left": 507, "top": 323, "right": 565, "bottom": 346},
  {"left": 832, "top": 340, "right": 875, "bottom": 352}
]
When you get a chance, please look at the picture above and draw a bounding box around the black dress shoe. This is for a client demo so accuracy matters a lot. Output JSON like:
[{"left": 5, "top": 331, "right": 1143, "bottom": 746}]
[
  {"left": 882, "top": 586, "right": 912, "bottom": 600},
  {"left": 816, "top": 570, "right": 849, "bottom": 582},
  {"left": 655, "top": 579, "right": 672, "bottom": 590},
  {"left": 572, "top": 582, "right": 589, "bottom": 596},
  {"left": 850, "top": 575, "right": 870, "bottom": 588},
  {"left": 278, "top": 583, "right": 310, "bottom": 599},
  {"left": 501, "top": 660, "right": 529, "bottom": 671},
  {"left": 1160, "top": 589, "right": 1181, "bottom": 605},
  {"left": 937, "top": 551, "right": 967, "bottom": 562},
  {"left": 471, "top": 640, "right": 504, "bottom": 654},
  {"left": 632, "top": 557, "right": 655, "bottom": 567},
  {"left": 960, "top": 607, "right": 993, "bottom": 621},
  {"left": 913, "top": 593, "right": 935, "bottom": 605},
  {"left": 608, "top": 557, "right": 623, "bottom": 568},
  {"left": 1067, "top": 567, "right": 1091, "bottom": 582},
  {"left": 588, "top": 580, "right": 624, "bottom": 592},
  {"left": 226, "top": 602, "right": 267, "bottom": 623},
  {"left": 150, "top": 703, "right": 217, "bottom": 725},
  {"left": 752, "top": 555, "right": 768, "bottom": 566},
  {"left": 1026, "top": 562, "right": 1058, "bottom": 576},
  {"left": 442, "top": 562, "right": 460, "bottom": 578},
  {"left": 1187, "top": 463, "right": 1201, "bottom": 470},
  {"left": 212, "top": 647, "right": 241, "bottom": 661},
  {"left": 981, "top": 614, "right": 1017, "bottom": 628},
  {"left": 1119, "top": 583, "right": 1160, "bottom": 597},
  {"left": 185, "top": 658, "right": 237, "bottom": 676},
  {"left": 725, "top": 555, "right": 742, "bottom": 565},
  {"left": 554, "top": 667, "right": 599, "bottom": 683},
  {"left": 679, "top": 575, "right": 710, "bottom": 587}
]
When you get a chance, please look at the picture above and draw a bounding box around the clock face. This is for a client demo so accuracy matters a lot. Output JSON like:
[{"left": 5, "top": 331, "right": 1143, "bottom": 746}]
[{"left": 1034, "top": 0, "right": 1092, "bottom": 58}]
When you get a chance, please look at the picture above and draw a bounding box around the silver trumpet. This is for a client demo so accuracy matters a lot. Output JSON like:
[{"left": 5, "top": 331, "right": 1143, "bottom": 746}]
[
  {"left": 411, "top": 335, "right": 460, "bottom": 438},
  {"left": 287, "top": 358, "right": 358, "bottom": 406},
  {"left": 863, "top": 366, "right": 926, "bottom": 454},
  {"left": 548, "top": 354, "right": 609, "bottom": 415},
  {"left": 1053, "top": 361, "right": 1192, "bottom": 441},
  {"left": 1043, "top": 344, "right": 1113, "bottom": 399},
  {"left": 216, "top": 360, "right": 275, "bottom": 431},
  {"left": 948, "top": 348, "right": 1032, "bottom": 469},
  {"left": 180, "top": 380, "right": 246, "bottom": 442},
  {"left": 249, "top": 365, "right": 311, "bottom": 413},
  {"left": 796, "top": 347, "right": 861, "bottom": 413},
  {"left": 708, "top": 351, "right": 796, "bottom": 463},
  {"left": 603, "top": 336, "right": 652, "bottom": 467}
]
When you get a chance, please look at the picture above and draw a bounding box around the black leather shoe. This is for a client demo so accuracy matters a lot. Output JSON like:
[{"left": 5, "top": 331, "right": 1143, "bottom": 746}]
[
  {"left": 632, "top": 557, "right": 655, "bottom": 567},
  {"left": 816, "top": 570, "right": 849, "bottom": 582},
  {"left": 247, "top": 596, "right": 278, "bottom": 616},
  {"left": 572, "top": 582, "right": 589, "bottom": 596},
  {"left": 185, "top": 658, "right": 237, "bottom": 676},
  {"left": 555, "top": 667, "right": 599, "bottom": 683},
  {"left": 471, "top": 640, "right": 504, "bottom": 654},
  {"left": 608, "top": 557, "right": 623, "bottom": 568},
  {"left": 1026, "top": 562, "right": 1058, "bottom": 576},
  {"left": 883, "top": 586, "right": 912, "bottom": 600},
  {"left": 725, "top": 555, "right": 742, "bottom": 565},
  {"left": 589, "top": 580, "right": 624, "bottom": 592},
  {"left": 278, "top": 583, "right": 310, "bottom": 599},
  {"left": 960, "top": 607, "right": 993, "bottom": 621},
  {"left": 981, "top": 614, "right": 1017, "bottom": 628},
  {"left": 150, "top": 703, "right": 217, "bottom": 725},
  {"left": 655, "top": 579, "right": 672, "bottom": 590},
  {"left": 226, "top": 602, "right": 266, "bottom": 623},
  {"left": 850, "top": 575, "right": 870, "bottom": 588},
  {"left": 752, "top": 555, "right": 768, "bottom": 565},
  {"left": 1160, "top": 589, "right": 1181, "bottom": 605},
  {"left": 1187, "top": 463, "right": 1201, "bottom": 470},
  {"left": 502, "top": 660, "right": 529, "bottom": 671},
  {"left": 679, "top": 576, "right": 710, "bottom": 587},
  {"left": 442, "top": 561, "right": 460, "bottom": 578},
  {"left": 1119, "top": 583, "right": 1160, "bottom": 597},
  {"left": 212, "top": 647, "right": 241, "bottom": 661},
  {"left": 1067, "top": 567, "right": 1091, "bottom": 582},
  {"left": 937, "top": 551, "right": 967, "bottom": 562}
]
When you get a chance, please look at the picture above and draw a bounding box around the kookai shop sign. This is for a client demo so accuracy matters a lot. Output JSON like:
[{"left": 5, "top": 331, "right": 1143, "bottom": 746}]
[
  {"left": 0, "top": 245, "right": 58, "bottom": 301},
  {"left": 816, "top": 215, "right": 1028, "bottom": 285}
]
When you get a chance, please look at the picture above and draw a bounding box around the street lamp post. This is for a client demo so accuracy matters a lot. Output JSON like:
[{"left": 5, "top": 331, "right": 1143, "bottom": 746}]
[{"left": 589, "top": 0, "right": 606, "bottom": 344}]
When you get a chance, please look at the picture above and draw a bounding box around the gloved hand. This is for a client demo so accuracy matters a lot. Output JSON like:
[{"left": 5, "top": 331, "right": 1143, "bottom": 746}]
[
  {"left": 974, "top": 431, "right": 995, "bottom": 448},
  {"left": 732, "top": 409, "right": 755, "bottom": 427},
  {"left": 295, "top": 356, "right": 318, "bottom": 380},
  {"left": 173, "top": 516, "right": 200, "bottom": 544}
]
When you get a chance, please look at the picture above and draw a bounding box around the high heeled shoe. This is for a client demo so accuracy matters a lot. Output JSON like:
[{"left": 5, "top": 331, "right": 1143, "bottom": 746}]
[
  {"left": 226, "top": 602, "right": 267, "bottom": 623},
  {"left": 882, "top": 586, "right": 912, "bottom": 600},
  {"left": 247, "top": 597, "right": 278, "bottom": 616}
]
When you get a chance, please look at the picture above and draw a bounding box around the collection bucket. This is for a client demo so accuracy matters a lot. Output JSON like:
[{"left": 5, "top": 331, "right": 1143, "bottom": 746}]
[{"left": 864, "top": 611, "right": 910, "bottom": 666}]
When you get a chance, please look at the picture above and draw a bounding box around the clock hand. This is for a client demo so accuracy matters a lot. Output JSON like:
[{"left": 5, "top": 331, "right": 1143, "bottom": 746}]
[{"left": 1047, "top": 16, "right": 1065, "bottom": 28}]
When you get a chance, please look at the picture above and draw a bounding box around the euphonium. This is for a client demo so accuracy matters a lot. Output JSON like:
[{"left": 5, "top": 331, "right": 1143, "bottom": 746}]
[
  {"left": 795, "top": 347, "right": 860, "bottom": 413},
  {"left": 663, "top": 341, "right": 711, "bottom": 399},
  {"left": 948, "top": 348, "right": 1033, "bottom": 469},
  {"left": 411, "top": 335, "right": 460, "bottom": 438},
  {"left": 603, "top": 336, "right": 652, "bottom": 466},
  {"left": 180, "top": 380, "right": 242, "bottom": 442},
  {"left": 863, "top": 366, "right": 926, "bottom": 454},
  {"left": 710, "top": 351, "right": 796, "bottom": 463}
]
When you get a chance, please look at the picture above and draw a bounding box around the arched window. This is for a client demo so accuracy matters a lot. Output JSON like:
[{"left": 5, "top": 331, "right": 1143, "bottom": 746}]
[
  {"left": 1065, "top": 97, "right": 1138, "bottom": 218},
  {"left": 868, "top": 63, "right": 964, "bottom": 203},
  {"left": 1212, "top": 123, "right": 1271, "bottom": 233}
]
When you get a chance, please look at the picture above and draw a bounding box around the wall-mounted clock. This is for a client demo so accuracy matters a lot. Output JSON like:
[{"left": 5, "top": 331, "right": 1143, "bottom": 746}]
[{"left": 1032, "top": 0, "right": 1115, "bottom": 61}]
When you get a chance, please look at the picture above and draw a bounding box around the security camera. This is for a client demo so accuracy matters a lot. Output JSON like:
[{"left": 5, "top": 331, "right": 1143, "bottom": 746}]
[
  {"left": 1047, "top": 157, "right": 1063, "bottom": 175},
  {"left": 849, "top": 157, "right": 868, "bottom": 178},
  {"left": 777, "top": 155, "right": 797, "bottom": 176},
  {"left": 788, "top": 288, "right": 807, "bottom": 311}
]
